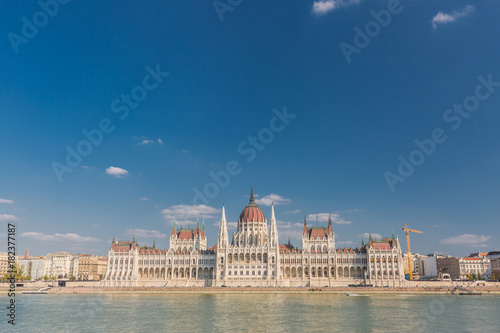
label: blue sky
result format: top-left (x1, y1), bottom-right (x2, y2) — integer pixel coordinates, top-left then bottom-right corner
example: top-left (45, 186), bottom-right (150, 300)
top-left (1, 0), bottom-right (499, 257)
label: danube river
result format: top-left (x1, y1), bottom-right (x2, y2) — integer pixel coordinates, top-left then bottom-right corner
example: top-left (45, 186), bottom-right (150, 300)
top-left (7, 293), bottom-right (500, 332)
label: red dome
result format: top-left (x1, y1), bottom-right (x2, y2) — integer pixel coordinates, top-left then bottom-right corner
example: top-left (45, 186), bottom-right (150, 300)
top-left (239, 187), bottom-right (266, 222)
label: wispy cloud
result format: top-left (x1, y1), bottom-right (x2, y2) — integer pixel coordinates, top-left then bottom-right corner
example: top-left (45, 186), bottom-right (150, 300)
top-left (91, 224), bottom-right (99, 228)
top-left (255, 194), bottom-right (291, 206)
top-left (440, 234), bottom-right (490, 247)
top-left (135, 136), bottom-right (163, 145)
top-left (359, 232), bottom-right (383, 239)
top-left (140, 197), bottom-right (149, 201)
top-left (0, 214), bottom-right (18, 222)
top-left (161, 204), bottom-right (219, 223)
top-left (312, 0), bottom-right (361, 16)
top-left (284, 209), bottom-right (301, 214)
top-left (21, 232), bottom-right (99, 243)
top-left (106, 166), bottom-right (129, 178)
top-left (337, 240), bottom-right (355, 246)
top-left (0, 199), bottom-right (14, 204)
top-left (306, 213), bottom-right (351, 225)
top-left (432, 5), bottom-right (474, 29)
top-left (124, 229), bottom-right (166, 239)
top-left (277, 220), bottom-right (304, 241)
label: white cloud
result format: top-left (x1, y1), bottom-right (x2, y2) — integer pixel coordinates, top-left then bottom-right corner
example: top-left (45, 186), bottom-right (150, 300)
top-left (124, 229), bottom-right (166, 239)
top-left (343, 208), bottom-right (361, 214)
top-left (359, 232), bottom-right (383, 239)
top-left (0, 199), bottom-right (14, 204)
top-left (0, 214), bottom-right (18, 222)
top-left (140, 197), bottom-right (149, 201)
top-left (440, 234), bottom-right (490, 247)
top-left (91, 224), bottom-right (99, 228)
top-left (161, 204), bottom-right (219, 223)
top-left (20, 232), bottom-right (99, 243)
top-left (255, 194), bottom-right (291, 206)
top-left (277, 220), bottom-right (304, 241)
top-left (284, 209), bottom-right (301, 214)
top-left (307, 213), bottom-right (351, 225)
top-left (106, 166), bottom-right (129, 178)
top-left (337, 240), bottom-right (355, 246)
top-left (432, 5), bottom-right (474, 28)
top-left (312, 0), bottom-right (361, 16)
top-left (135, 137), bottom-right (163, 145)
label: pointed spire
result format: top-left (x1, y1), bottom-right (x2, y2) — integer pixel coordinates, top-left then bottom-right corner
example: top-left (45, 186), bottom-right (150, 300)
top-left (153, 240), bottom-right (155, 248)
top-left (201, 218), bottom-right (205, 238)
top-left (369, 233), bottom-right (372, 241)
top-left (271, 202), bottom-right (275, 220)
top-left (361, 237), bottom-right (365, 246)
top-left (392, 230), bottom-right (395, 241)
top-left (196, 217), bottom-right (200, 235)
top-left (172, 218), bottom-right (177, 235)
top-left (222, 203), bottom-right (226, 220)
top-left (249, 185), bottom-right (256, 204)
top-left (328, 213), bottom-right (333, 233)
top-left (133, 234), bottom-right (136, 243)
top-left (249, 186), bottom-right (255, 203)
top-left (303, 214), bottom-right (307, 233)
top-left (180, 220), bottom-right (182, 230)
top-left (288, 237), bottom-right (291, 245)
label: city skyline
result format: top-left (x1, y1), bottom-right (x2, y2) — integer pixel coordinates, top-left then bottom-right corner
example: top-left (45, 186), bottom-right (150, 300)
top-left (1, 1), bottom-right (499, 258)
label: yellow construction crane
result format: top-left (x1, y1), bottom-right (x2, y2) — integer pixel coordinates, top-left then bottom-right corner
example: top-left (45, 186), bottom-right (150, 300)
top-left (402, 223), bottom-right (423, 281)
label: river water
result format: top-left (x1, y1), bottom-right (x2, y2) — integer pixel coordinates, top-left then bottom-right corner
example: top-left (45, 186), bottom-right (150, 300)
top-left (4, 293), bottom-right (500, 332)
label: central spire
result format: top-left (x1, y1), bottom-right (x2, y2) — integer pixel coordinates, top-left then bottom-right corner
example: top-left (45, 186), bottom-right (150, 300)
top-left (250, 186), bottom-right (255, 203)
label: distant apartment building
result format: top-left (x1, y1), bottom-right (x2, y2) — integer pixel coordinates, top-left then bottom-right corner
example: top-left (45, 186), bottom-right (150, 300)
top-left (0, 252), bottom-right (24, 277)
top-left (437, 256), bottom-right (491, 280)
top-left (420, 255), bottom-right (438, 277)
top-left (437, 257), bottom-right (460, 280)
top-left (17, 257), bottom-right (47, 280)
top-left (0, 252), bottom-right (11, 277)
top-left (78, 254), bottom-right (108, 280)
top-left (403, 253), bottom-right (421, 277)
top-left (459, 257), bottom-right (490, 279)
top-left (486, 251), bottom-right (500, 280)
top-left (45, 251), bottom-right (79, 279)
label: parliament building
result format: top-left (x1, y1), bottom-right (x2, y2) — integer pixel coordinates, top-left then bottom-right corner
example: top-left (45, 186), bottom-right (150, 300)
top-left (102, 188), bottom-right (405, 287)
